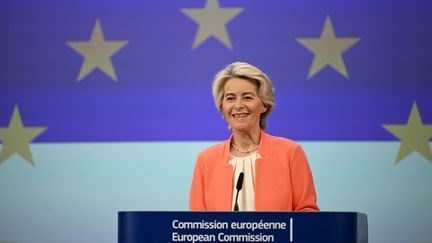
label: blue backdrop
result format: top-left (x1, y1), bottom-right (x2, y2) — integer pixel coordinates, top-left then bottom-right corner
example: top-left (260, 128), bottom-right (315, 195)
top-left (1, 1), bottom-right (431, 243)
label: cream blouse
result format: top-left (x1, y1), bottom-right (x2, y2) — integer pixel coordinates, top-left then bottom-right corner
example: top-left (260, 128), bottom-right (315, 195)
top-left (229, 152), bottom-right (261, 211)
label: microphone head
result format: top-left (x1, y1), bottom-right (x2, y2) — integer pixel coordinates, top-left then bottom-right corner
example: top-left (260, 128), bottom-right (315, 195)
top-left (236, 172), bottom-right (244, 190)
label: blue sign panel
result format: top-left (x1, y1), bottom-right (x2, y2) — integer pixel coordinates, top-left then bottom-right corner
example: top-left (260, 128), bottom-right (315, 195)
top-left (118, 211), bottom-right (368, 243)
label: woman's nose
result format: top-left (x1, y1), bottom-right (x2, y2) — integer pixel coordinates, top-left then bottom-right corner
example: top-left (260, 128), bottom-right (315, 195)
top-left (234, 100), bottom-right (244, 109)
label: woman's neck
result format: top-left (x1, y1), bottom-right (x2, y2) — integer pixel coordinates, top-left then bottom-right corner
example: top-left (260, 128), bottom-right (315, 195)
top-left (231, 127), bottom-right (261, 151)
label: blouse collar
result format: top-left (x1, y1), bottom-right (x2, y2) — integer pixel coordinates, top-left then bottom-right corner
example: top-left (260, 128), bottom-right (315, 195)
top-left (222, 130), bottom-right (270, 164)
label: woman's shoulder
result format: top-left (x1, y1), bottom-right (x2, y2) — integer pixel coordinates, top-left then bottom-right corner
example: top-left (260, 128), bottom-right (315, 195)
top-left (265, 132), bottom-right (300, 148)
top-left (198, 139), bottom-right (228, 158)
top-left (264, 132), bottom-right (306, 160)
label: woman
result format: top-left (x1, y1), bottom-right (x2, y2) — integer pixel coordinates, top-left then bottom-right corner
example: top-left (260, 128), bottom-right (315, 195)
top-left (190, 62), bottom-right (319, 211)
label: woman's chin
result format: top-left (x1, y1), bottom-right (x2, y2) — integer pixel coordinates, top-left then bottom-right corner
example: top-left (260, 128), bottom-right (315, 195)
top-left (230, 124), bottom-right (252, 132)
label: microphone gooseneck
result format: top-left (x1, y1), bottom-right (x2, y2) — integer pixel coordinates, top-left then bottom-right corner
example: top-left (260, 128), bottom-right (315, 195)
top-left (233, 172), bottom-right (244, 211)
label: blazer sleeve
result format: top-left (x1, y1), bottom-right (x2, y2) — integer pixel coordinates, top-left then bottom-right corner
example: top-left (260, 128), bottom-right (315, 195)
top-left (189, 153), bottom-right (206, 211)
top-left (290, 145), bottom-right (320, 212)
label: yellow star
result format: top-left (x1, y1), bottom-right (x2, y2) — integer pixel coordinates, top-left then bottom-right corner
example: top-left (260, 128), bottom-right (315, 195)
top-left (0, 105), bottom-right (47, 166)
top-left (67, 19), bottom-right (128, 81)
top-left (297, 15), bottom-right (360, 79)
top-left (383, 102), bottom-right (432, 164)
top-left (181, 0), bottom-right (244, 49)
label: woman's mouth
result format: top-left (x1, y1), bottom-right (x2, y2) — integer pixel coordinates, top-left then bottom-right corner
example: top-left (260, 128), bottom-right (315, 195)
top-left (232, 113), bottom-right (249, 119)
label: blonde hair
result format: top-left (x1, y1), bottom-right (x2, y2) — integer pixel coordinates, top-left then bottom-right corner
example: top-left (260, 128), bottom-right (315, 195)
top-left (212, 62), bottom-right (275, 129)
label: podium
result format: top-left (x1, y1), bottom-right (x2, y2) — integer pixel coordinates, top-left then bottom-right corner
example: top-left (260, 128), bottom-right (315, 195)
top-left (118, 211), bottom-right (368, 243)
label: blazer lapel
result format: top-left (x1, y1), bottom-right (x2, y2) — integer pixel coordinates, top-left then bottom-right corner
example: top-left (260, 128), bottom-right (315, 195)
top-left (254, 131), bottom-right (271, 211)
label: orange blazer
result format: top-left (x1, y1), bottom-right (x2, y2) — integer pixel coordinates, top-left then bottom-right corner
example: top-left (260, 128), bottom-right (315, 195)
top-left (189, 131), bottom-right (319, 211)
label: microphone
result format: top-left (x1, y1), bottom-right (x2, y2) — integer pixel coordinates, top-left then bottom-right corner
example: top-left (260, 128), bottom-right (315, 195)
top-left (233, 172), bottom-right (244, 211)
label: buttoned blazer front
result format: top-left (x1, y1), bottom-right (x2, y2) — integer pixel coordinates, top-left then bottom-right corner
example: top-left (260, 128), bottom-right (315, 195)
top-left (189, 131), bottom-right (319, 211)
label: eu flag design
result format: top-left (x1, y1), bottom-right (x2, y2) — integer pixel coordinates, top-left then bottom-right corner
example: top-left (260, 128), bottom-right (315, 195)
top-left (1, 0), bottom-right (431, 243)
top-left (67, 19), bottom-right (129, 81)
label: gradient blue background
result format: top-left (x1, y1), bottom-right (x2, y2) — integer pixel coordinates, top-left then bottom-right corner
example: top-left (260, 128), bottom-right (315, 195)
top-left (0, 0), bottom-right (431, 243)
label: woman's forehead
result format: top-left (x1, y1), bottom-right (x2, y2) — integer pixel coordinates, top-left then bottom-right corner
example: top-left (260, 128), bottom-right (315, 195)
top-left (223, 78), bottom-right (258, 93)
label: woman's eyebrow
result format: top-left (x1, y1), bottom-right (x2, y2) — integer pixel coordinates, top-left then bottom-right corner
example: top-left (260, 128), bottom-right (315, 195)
top-left (225, 92), bottom-right (236, 97)
top-left (225, 91), bottom-right (255, 97)
top-left (242, 92), bottom-right (255, 96)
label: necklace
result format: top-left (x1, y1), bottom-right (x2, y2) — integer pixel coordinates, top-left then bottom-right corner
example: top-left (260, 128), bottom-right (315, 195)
top-left (231, 143), bottom-right (258, 154)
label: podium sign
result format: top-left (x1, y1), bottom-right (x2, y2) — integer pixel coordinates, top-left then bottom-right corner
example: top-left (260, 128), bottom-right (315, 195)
top-left (118, 211), bottom-right (367, 243)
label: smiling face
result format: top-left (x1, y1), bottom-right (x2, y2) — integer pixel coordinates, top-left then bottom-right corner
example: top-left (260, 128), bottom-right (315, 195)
top-left (221, 77), bottom-right (266, 133)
